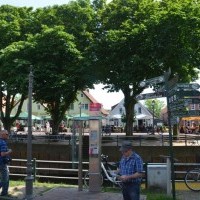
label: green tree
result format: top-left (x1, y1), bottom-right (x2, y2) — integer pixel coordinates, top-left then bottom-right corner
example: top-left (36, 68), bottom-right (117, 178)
top-left (1, 25), bottom-right (93, 134)
top-left (92, 0), bottom-right (200, 135)
top-left (0, 2), bottom-right (96, 133)
top-left (144, 99), bottom-right (165, 118)
top-left (0, 5), bottom-right (34, 132)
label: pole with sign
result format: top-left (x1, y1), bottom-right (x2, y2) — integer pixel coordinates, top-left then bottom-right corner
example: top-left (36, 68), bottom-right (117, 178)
top-left (88, 103), bottom-right (102, 192)
top-left (164, 68), bottom-right (176, 200)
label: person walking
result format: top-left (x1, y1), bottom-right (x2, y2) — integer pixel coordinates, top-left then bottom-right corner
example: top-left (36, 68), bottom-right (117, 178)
top-left (0, 130), bottom-right (12, 197)
top-left (118, 140), bottom-right (143, 200)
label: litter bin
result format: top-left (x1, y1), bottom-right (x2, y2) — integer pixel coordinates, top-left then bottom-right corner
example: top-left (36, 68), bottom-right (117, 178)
top-left (147, 164), bottom-right (170, 193)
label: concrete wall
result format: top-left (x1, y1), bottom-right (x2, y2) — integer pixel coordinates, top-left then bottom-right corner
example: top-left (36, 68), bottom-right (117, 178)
top-left (9, 142), bottom-right (200, 163)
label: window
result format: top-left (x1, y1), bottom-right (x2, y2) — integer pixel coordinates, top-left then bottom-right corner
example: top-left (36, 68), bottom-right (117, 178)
top-left (119, 107), bottom-right (123, 114)
top-left (138, 107), bottom-right (142, 114)
top-left (81, 93), bottom-right (84, 97)
top-left (191, 104), bottom-right (195, 110)
top-left (37, 104), bottom-right (40, 110)
top-left (84, 104), bottom-right (88, 110)
top-left (198, 104), bottom-right (200, 110)
top-left (70, 103), bottom-right (74, 110)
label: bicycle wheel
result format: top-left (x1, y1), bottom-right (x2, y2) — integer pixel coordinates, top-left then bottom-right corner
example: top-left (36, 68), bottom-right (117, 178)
top-left (84, 171), bottom-right (104, 188)
top-left (185, 169), bottom-right (200, 191)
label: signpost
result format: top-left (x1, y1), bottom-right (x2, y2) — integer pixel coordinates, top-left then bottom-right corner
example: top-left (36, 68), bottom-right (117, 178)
top-left (136, 92), bottom-right (165, 100)
top-left (139, 75), bottom-right (164, 87)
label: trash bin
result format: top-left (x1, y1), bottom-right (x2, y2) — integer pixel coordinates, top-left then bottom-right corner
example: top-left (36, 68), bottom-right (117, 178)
top-left (147, 164), bottom-right (168, 192)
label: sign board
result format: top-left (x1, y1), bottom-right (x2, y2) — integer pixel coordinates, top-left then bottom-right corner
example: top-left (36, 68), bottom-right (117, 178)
top-left (139, 75), bottom-right (164, 88)
top-left (169, 83), bottom-right (200, 94)
top-left (89, 103), bottom-right (102, 111)
top-left (172, 110), bottom-right (200, 117)
top-left (177, 83), bottom-right (200, 90)
top-left (136, 92), bottom-right (165, 100)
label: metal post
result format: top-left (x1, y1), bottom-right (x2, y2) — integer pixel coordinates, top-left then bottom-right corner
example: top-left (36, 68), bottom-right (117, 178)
top-left (164, 69), bottom-right (176, 200)
top-left (78, 121), bottom-right (83, 191)
top-left (25, 66), bottom-right (34, 200)
top-left (152, 100), bottom-right (155, 135)
top-left (71, 121), bottom-right (77, 169)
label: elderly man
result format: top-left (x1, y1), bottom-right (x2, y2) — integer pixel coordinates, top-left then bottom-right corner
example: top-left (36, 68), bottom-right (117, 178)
top-left (118, 140), bottom-right (143, 200)
top-left (0, 130), bottom-right (12, 197)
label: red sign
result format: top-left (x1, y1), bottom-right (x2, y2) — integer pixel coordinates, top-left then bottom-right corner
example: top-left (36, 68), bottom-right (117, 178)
top-left (89, 103), bottom-right (102, 111)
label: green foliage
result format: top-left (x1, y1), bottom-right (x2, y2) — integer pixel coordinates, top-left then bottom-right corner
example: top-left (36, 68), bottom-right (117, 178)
top-left (92, 0), bottom-right (200, 135)
top-left (144, 99), bottom-right (165, 118)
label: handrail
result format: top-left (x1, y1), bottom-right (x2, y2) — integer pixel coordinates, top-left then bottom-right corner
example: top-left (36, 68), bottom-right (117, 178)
top-left (9, 158), bottom-right (200, 183)
top-left (8, 133), bottom-right (200, 146)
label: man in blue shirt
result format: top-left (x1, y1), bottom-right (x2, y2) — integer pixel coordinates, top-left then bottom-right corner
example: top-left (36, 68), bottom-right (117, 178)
top-left (0, 130), bottom-right (12, 197)
top-left (118, 140), bottom-right (143, 200)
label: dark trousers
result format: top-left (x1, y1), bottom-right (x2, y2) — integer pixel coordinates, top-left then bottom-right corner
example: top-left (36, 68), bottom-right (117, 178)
top-left (122, 182), bottom-right (140, 200)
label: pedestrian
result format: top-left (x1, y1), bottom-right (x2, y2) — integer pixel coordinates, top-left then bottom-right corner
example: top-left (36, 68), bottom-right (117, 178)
top-left (0, 130), bottom-right (12, 197)
top-left (118, 140), bottom-right (143, 200)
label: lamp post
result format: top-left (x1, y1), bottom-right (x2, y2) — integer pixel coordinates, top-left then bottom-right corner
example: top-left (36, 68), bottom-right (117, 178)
top-left (25, 66), bottom-right (34, 200)
top-left (151, 100), bottom-right (155, 135)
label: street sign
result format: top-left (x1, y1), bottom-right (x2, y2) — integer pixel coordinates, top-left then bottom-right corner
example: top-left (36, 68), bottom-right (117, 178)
top-left (172, 110), bottom-right (200, 117)
top-left (169, 83), bottom-right (200, 93)
top-left (139, 75), bottom-right (164, 88)
top-left (136, 92), bottom-right (165, 100)
top-left (177, 83), bottom-right (200, 90)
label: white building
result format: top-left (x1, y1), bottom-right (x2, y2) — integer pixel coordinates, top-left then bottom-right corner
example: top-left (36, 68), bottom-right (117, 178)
top-left (108, 99), bottom-right (153, 129)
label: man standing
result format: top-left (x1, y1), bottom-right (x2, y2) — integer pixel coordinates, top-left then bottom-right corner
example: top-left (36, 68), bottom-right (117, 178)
top-left (0, 130), bottom-right (12, 197)
top-left (118, 140), bottom-right (143, 200)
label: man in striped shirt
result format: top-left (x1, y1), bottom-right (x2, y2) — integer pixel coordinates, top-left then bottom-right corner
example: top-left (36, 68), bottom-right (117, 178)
top-left (118, 140), bottom-right (143, 200)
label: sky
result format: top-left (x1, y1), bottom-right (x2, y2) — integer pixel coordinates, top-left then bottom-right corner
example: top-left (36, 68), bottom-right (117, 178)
top-left (0, 0), bottom-right (70, 8)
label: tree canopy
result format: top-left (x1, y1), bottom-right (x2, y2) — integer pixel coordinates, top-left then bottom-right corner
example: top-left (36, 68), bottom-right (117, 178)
top-left (92, 0), bottom-right (200, 135)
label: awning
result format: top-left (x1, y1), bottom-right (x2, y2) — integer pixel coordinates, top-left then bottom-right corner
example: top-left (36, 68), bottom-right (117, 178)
top-left (18, 112), bottom-right (42, 120)
top-left (136, 114), bottom-right (152, 120)
top-left (110, 114), bottom-right (121, 119)
top-left (181, 116), bottom-right (200, 121)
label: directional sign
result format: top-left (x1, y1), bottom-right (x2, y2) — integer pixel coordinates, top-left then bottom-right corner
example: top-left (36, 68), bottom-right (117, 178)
top-left (139, 75), bottom-right (164, 88)
top-left (177, 83), bottom-right (200, 90)
top-left (172, 110), bottom-right (200, 117)
top-left (136, 92), bottom-right (165, 100)
top-left (169, 105), bottom-right (186, 111)
top-left (169, 83), bottom-right (200, 94)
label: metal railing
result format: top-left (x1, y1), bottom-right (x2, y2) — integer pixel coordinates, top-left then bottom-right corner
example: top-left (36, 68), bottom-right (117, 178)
top-left (9, 158), bottom-right (200, 184)
top-left (8, 133), bottom-right (200, 146)
top-left (102, 134), bottom-right (200, 146)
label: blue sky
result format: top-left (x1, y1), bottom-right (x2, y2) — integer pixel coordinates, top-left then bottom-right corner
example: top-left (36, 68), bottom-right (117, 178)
top-left (0, 0), bottom-right (70, 8)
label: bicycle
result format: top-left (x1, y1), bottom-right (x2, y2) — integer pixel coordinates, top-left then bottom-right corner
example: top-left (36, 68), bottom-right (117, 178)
top-left (184, 168), bottom-right (200, 191)
top-left (84, 154), bottom-right (122, 188)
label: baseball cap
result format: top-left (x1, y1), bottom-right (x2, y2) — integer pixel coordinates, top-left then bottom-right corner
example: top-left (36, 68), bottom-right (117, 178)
top-left (119, 141), bottom-right (132, 152)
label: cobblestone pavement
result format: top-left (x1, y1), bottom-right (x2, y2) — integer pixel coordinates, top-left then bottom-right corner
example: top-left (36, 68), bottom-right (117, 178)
top-left (34, 187), bottom-right (147, 200)
top-left (33, 187), bottom-right (200, 200)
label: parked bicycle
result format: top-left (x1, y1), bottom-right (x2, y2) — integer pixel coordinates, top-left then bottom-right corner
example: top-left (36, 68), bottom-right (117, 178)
top-left (184, 168), bottom-right (200, 191)
top-left (84, 154), bottom-right (122, 188)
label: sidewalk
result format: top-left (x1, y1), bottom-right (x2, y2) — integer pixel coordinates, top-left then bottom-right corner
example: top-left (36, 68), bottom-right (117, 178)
top-left (34, 187), bottom-right (147, 200)
top-left (33, 187), bottom-right (200, 200)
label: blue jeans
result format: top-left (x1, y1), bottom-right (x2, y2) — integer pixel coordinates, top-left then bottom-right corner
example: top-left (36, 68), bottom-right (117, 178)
top-left (122, 182), bottom-right (140, 200)
top-left (0, 164), bottom-right (9, 196)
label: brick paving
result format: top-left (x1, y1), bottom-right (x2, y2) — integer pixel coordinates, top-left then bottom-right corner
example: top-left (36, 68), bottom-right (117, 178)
top-left (34, 187), bottom-right (147, 200)
top-left (33, 187), bottom-right (200, 200)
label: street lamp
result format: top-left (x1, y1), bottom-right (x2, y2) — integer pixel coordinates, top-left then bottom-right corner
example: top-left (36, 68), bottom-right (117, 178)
top-left (151, 100), bottom-right (155, 135)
